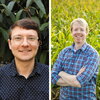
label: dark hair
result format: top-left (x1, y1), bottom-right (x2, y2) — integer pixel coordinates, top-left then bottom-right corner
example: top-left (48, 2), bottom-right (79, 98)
top-left (9, 18), bottom-right (41, 40)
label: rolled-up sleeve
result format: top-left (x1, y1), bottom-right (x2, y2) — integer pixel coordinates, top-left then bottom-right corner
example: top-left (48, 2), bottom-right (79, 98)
top-left (76, 52), bottom-right (99, 86)
top-left (51, 51), bottom-right (64, 84)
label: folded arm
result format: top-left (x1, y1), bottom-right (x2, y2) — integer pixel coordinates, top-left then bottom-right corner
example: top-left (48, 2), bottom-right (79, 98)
top-left (58, 71), bottom-right (81, 87)
top-left (57, 67), bottom-right (85, 87)
top-left (56, 78), bottom-right (69, 86)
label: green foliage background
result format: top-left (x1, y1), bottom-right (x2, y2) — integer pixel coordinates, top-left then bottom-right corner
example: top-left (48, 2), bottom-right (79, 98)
top-left (51, 0), bottom-right (100, 99)
top-left (0, 0), bottom-right (49, 65)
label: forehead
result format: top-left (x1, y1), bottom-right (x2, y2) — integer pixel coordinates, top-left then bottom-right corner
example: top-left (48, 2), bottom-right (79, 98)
top-left (72, 22), bottom-right (86, 28)
top-left (11, 26), bottom-right (38, 37)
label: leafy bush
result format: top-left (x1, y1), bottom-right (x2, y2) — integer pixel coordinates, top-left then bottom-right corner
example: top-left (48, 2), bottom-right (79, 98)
top-left (51, 0), bottom-right (100, 99)
top-left (0, 0), bottom-right (49, 65)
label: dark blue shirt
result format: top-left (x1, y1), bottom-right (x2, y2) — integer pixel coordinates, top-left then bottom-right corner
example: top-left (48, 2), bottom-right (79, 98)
top-left (0, 60), bottom-right (49, 100)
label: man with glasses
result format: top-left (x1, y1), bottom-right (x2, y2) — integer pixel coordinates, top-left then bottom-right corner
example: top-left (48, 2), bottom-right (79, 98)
top-left (0, 18), bottom-right (49, 100)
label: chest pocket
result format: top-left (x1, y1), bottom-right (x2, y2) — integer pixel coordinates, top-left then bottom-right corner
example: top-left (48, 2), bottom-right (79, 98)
top-left (62, 52), bottom-right (87, 75)
top-left (61, 53), bottom-right (73, 73)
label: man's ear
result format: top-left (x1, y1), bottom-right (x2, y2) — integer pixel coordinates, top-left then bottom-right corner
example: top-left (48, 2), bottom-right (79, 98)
top-left (38, 40), bottom-right (42, 47)
top-left (8, 39), bottom-right (12, 50)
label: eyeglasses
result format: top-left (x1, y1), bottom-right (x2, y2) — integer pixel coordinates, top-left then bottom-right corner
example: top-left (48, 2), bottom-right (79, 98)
top-left (11, 36), bottom-right (39, 45)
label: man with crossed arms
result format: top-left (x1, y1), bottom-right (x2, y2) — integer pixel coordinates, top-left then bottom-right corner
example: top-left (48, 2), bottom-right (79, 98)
top-left (52, 18), bottom-right (99, 100)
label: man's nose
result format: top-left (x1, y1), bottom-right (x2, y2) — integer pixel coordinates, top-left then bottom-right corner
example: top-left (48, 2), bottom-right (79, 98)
top-left (21, 38), bottom-right (29, 46)
top-left (77, 29), bottom-right (81, 33)
top-left (77, 35), bottom-right (81, 38)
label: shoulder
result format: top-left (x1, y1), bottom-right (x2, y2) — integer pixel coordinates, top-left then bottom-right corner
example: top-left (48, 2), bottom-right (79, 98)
top-left (86, 44), bottom-right (99, 56)
top-left (37, 63), bottom-right (49, 73)
top-left (0, 63), bottom-right (11, 79)
top-left (0, 63), bottom-right (9, 72)
top-left (37, 63), bottom-right (48, 68)
top-left (0, 63), bottom-right (11, 70)
top-left (59, 46), bottom-right (72, 56)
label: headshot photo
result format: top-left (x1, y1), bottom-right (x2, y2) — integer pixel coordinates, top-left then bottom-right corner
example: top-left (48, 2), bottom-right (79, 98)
top-left (0, 0), bottom-right (49, 100)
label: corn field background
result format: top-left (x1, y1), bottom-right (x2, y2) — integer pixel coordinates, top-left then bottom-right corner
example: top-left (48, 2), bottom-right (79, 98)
top-left (51, 0), bottom-right (100, 99)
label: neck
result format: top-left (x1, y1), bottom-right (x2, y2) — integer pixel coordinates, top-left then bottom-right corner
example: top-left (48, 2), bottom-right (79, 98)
top-left (15, 58), bottom-right (35, 79)
top-left (74, 42), bottom-right (85, 50)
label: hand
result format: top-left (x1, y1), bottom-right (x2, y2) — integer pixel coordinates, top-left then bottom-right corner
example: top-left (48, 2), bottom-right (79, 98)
top-left (58, 71), bottom-right (64, 76)
top-left (77, 67), bottom-right (86, 76)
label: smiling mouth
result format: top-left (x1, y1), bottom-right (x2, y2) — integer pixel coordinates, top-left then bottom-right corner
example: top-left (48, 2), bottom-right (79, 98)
top-left (19, 50), bottom-right (32, 52)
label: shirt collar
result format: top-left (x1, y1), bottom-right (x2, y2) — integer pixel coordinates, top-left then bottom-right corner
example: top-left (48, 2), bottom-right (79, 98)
top-left (70, 42), bottom-right (88, 52)
top-left (81, 42), bottom-right (88, 51)
top-left (8, 60), bottom-right (18, 76)
top-left (29, 62), bottom-right (42, 77)
top-left (8, 60), bottom-right (43, 77)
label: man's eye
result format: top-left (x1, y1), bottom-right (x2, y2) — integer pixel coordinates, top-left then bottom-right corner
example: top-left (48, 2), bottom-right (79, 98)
top-left (81, 29), bottom-right (84, 31)
top-left (28, 37), bottom-right (35, 40)
top-left (74, 29), bottom-right (78, 31)
top-left (14, 37), bottom-right (22, 40)
top-left (80, 35), bottom-right (83, 37)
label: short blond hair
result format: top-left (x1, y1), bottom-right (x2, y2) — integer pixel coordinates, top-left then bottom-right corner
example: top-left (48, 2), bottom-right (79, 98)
top-left (70, 18), bottom-right (89, 34)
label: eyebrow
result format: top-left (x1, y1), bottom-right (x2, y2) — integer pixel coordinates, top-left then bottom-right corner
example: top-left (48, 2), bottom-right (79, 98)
top-left (27, 35), bottom-right (36, 37)
top-left (13, 35), bottom-right (36, 37)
